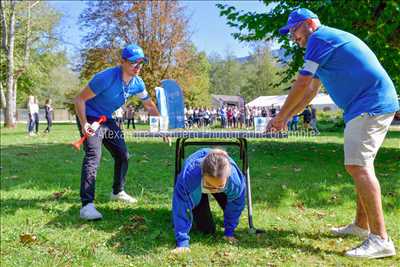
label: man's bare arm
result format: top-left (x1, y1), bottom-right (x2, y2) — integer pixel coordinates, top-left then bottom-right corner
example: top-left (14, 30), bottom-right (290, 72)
top-left (142, 98), bottom-right (160, 116)
top-left (287, 78), bottom-right (321, 117)
top-left (275, 74), bottom-right (314, 122)
top-left (74, 86), bottom-right (96, 129)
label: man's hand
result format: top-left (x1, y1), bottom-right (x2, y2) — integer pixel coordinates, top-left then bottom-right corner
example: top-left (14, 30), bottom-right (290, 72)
top-left (171, 247), bottom-right (190, 254)
top-left (223, 236), bottom-right (238, 244)
top-left (83, 121), bottom-right (100, 136)
top-left (266, 116), bottom-right (287, 132)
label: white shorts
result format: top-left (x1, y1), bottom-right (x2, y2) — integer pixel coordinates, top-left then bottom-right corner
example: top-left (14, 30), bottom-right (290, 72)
top-left (344, 113), bottom-right (395, 166)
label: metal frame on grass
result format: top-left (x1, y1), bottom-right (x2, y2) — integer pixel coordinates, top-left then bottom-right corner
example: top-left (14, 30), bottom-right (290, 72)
top-left (132, 131), bottom-right (287, 234)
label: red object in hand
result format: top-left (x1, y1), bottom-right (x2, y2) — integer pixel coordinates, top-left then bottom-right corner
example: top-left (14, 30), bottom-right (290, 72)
top-left (72, 115), bottom-right (107, 150)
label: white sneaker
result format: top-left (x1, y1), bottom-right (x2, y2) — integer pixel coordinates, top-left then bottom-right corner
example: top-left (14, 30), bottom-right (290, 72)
top-left (80, 203), bottom-right (103, 220)
top-left (110, 191), bottom-right (137, 204)
top-left (345, 234), bottom-right (396, 259)
top-left (331, 223), bottom-right (369, 239)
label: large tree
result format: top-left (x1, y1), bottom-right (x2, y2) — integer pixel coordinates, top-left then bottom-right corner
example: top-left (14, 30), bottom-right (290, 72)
top-left (208, 50), bottom-right (246, 96)
top-left (1, 1), bottom-right (62, 127)
top-left (217, 0), bottom-right (400, 93)
top-left (240, 44), bottom-right (287, 102)
top-left (78, 0), bottom-right (204, 102)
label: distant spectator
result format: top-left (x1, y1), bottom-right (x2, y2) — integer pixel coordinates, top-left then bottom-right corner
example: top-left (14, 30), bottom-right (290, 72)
top-left (44, 98), bottom-right (53, 133)
top-left (261, 107), bottom-right (268, 117)
top-left (290, 114), bottom-right (299, 131)
top-left (309, 105), bottom-right (319, 134)
top-left (239, 108), bottom-right (245, 128)
top-left (27, 95), bottom-right (36, 136)
top-left (28, 96), bottom-right (39, 136)
top-left (270, 104), bottom-right (277, 117)
top-left (219, 106), bottom-right (227, 128)
top-left (125, 105), bottom-right (135, 129)
top-left (301, 106), bottom-right (312, 130)
top-left (227, 107), bottom-right (233, 128)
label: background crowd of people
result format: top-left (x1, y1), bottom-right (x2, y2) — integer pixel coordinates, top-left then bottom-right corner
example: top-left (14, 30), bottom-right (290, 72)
top-left (26, 95), bottom-right (319, 135)
top-left (184, 104), bottom-right (318, 132)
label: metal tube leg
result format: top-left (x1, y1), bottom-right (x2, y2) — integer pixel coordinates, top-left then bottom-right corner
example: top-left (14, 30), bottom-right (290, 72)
top-left (174, 138), bottom-right (182, 185)
top-left (240, 138), bottom-right (255, 233)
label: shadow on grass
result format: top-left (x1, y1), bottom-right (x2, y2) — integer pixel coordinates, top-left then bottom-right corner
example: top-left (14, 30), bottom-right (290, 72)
top-left (44, 205), bottom-right (176, 256)
top-left (1, 135), bottom-right (399, 258)
top-left (43, 204), bottom-right (344, 257)
top-left (2, 137), bottom-right (399, 212)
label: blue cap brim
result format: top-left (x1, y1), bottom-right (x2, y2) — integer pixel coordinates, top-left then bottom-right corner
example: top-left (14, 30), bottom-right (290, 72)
top-left (279, 22), bottom-right (297, 35)
top-left (126, 56), bottom-right (148, 64)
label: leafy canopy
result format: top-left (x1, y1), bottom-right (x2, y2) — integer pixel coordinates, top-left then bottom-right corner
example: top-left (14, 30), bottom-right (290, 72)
top-left (217, 0), bottom-right (400, 93)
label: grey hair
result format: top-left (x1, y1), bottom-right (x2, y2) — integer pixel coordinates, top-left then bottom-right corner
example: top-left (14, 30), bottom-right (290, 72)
top-left (201, 149), bottom-right (231, 179)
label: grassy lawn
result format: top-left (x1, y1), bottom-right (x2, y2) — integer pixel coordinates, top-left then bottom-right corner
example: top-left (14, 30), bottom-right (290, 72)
top-left (1, 123), bottom-right (399, 266)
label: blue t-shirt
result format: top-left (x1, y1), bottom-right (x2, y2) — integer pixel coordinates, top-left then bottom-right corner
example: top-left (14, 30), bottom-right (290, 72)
top-left (86, 66), bottom-right (150, 118)
top-left (300, 26), bottom-right (399, 123)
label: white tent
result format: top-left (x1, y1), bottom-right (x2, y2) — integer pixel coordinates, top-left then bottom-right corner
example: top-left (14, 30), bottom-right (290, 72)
top-left (246, 93), bottom-right (338, 111)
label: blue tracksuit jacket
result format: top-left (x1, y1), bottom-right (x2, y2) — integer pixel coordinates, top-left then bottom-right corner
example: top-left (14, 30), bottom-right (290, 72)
top-left (172, 148), bottom-right (246, 248)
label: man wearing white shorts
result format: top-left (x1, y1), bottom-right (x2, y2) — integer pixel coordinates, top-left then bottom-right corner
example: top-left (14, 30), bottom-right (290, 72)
top-left (267, 8), bottom-right (399, 259)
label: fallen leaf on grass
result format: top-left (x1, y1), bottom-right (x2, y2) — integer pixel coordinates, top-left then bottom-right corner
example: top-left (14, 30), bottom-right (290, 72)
top-left (336, 173), bottom-right (343, 178)
top-left (314, 211), bottom-right (326, 219)
top-left (53, 191), bottom-right (65, 200)
top-left (130, 215), bottom-right (145, 223)
top-left (20, 233), bottom-right (37, 244)
top-left (112, 242), bottom-right (121, 249)
top-left (387, 192), bottom-right (396, 197)
top-left (123, 215), bottom-right (147, 233)
top-left (293, 167), bottom-right (302, 172)
top-left (293, 201), bottom-right (305, 212)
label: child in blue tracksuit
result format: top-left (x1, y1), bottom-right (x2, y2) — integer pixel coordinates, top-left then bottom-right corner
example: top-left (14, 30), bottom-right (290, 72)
top-left (172, 148), bottom-right (246, 251)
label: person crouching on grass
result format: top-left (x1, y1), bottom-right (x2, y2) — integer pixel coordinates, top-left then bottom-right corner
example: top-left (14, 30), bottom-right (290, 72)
top-left (74, 44), bottom-right (162, 220)
top-left (172, 148), bottom-right (246, 254)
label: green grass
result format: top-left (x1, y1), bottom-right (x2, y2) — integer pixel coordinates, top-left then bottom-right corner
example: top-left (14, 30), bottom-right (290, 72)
top-left (1, 123), bottom-right (399, 266)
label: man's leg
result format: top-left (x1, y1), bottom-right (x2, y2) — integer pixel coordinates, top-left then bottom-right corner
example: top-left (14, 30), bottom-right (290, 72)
top-left (355, 191), bottom-right (369, 230)
top-left (193, 194), bottom-right (216, 235)
top-left (342, 113), bottom-right (396, 258)
top-left (77, 117), bottom-right (104, 206)
top-left (346, 165), bottom-right (386, 238)
top-left (34, 113), bottom-right (39, 133)
top-left (102, 120), bottom-right (129, 195)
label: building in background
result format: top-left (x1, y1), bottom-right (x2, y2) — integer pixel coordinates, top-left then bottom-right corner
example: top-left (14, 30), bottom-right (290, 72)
top-left (211, 95), bottom-right (245, 108)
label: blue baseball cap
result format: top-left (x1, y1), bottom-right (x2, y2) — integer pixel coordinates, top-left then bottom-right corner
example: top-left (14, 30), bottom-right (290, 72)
top-left (279, 8), bottom-right (318, 35)
top-left (121, 44), bottom-right (148, 63)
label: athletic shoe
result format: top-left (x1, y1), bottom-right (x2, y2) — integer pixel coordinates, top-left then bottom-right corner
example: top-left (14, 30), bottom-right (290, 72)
top-left (345, 233), bottom-right (396, 259)
top-left (331, 223), bottom-right (369, 239)
top-left (80, 203), bottom-right (103, 220)
top-left (110, 191), bottom-right (137, 204)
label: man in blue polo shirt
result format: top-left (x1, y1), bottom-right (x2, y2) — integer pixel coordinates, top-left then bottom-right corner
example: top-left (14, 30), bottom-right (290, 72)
top-left (172, 148), bottom-right (246, 254)
top-left (267, 8), bottom-right (398, 259)
top-left (74, 44), bottom-right (161, 220)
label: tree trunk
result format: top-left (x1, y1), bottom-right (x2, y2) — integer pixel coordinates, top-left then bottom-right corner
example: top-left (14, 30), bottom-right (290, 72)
top-left (4, 0), bottom-right (16, 128)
